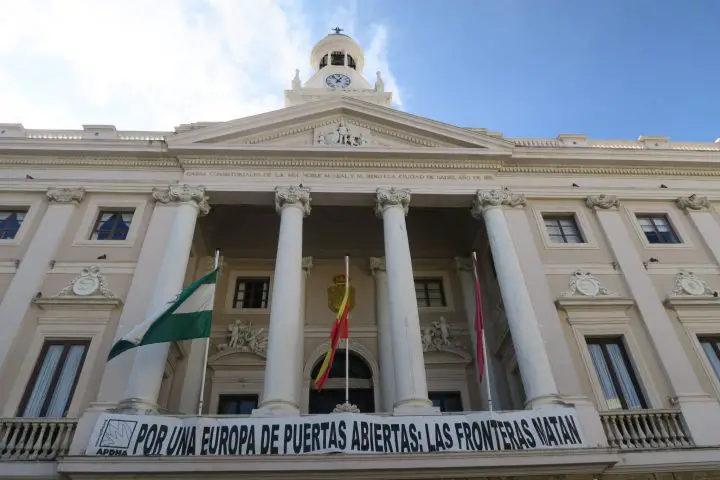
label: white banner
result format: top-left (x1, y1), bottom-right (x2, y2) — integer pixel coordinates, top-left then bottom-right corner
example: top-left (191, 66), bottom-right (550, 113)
top-left (86, 406), bottom-right (585, 457)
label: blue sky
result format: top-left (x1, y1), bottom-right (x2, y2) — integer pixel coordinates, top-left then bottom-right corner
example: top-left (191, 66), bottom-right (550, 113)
top-left (1, 0), bottom-right (718, 141)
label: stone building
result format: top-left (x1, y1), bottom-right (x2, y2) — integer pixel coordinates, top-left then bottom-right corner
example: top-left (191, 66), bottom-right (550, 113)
top-left (1, 29), bottom-right (720, 480)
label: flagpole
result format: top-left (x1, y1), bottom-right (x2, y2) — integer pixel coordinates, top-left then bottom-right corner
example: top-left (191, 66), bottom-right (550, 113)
top-left (344, 254), bottom-right (350, 405)
top-left (472, 251), bottom-right (494, 413)
top-left (197, 248), bottom-right (221, 416)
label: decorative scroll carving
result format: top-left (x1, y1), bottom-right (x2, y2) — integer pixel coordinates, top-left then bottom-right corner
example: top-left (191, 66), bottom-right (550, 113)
top-left (274, 185), bottom-right (311, 216)
top-left (332, 401), bottom-right (360, 413)
top-left (676, 195), bottom-right (711, 212)
top-left (374, 187), bottom-right (411, 217)
top-left (471, 188), bottom-right (526, 217)
top-left (560, 269), bottom-right (618, 297)
top-left (47, 187), bottom-right (85, 205)
top-left (217, 320), bottom-right (268, 357)
top-left (315, 121), bottom-right (370, 147)
top-left (421, 317), bottom-right (466, 355)
top-left (369, 256), bottom-right (386, 274)
top-left (302, 256), bottom-right (313, 274)
top-left (54, 265), bottom-right (117, 298)
top-left (670, 271), bottom-right (715, 297)
top-left (585, 194), bottom-right (619, 210)
top-left (152, 184), bottom-right (210, 216)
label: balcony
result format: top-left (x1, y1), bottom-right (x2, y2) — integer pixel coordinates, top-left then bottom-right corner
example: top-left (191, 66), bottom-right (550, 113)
top-left (599, 409), bottom-right (693, 450)
top-left (0, 418), bottom-right (77, 461)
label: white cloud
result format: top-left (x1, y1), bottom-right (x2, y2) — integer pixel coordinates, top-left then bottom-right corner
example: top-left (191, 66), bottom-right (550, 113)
top-left (0, 0), bottom-right (402, 131)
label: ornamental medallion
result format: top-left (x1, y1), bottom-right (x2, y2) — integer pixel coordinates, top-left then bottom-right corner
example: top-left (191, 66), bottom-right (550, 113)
top-left (327, 274), bottom-right (355, 313)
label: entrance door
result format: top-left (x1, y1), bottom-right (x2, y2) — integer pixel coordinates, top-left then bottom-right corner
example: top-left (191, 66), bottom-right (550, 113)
top-left (309, 350), bottom-right (374, 414)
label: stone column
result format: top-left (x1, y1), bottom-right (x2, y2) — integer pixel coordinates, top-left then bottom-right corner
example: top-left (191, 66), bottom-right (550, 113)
top-left (677, 195), bottom-right (720, 265)
top-left (120, 185), bottom-right (210, 412)
top-left (255, 186), bottom-right (311, 417)
top-left (374, 188), bottom-right (437, 415)
top-left (472, 189), bottom-right (559, 408)
top-left (0, 188), bottom-right (85, 370)
top-left (370, 257), bottom-right (395, 412)
top-left (587, 194), bottom-right (720, 446)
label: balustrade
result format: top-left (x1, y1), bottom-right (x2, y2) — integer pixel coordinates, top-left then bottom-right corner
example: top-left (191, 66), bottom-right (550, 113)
top-left (0, 418), bottom-right (76, 461)
top-left (599, 409), bottom-right (692, 450)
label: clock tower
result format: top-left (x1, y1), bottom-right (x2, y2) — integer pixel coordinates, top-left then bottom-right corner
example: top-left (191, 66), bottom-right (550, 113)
top-left (284, 27), bottom-right (393, 108)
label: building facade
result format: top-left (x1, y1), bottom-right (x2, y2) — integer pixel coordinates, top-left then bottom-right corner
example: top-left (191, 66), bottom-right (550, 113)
top-left (2, 30), bottom-right (720, 480)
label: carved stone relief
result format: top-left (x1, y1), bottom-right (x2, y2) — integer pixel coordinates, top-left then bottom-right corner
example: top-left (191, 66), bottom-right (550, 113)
top-left (275, 185), bottom-right (311, 216)
top-left (47, 187), bottom-right (85, 205)
top-left (217, 320), bottom-right (268, 357)
top-left (585, 194), bottom-right (619, 210)
top-left (670, 271), bottom-right (716, 297)
top-left (472, 187), bottom-right (526, 217)
top-left (421, 317), bottom-right (467, 355)
top-left (560, 269), bottom-right (618, 297)
top-left (374, 187), bottom-right (411, 217)
top-left (54, 265), bottom-right (118, 298)
top-left (314, 121), bottom-right (373, 147)
top-left (676, 195), bottom-right (711, 212)
top-left (152, 184), bottom-right (210, 216)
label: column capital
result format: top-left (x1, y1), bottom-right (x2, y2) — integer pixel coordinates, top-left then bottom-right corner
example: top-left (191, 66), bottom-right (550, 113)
top-left (152, 184), bottom-right (210, 216)
top-left (585, 194), bottom-right (619, 211)
top-left (454, 256), bottom-right (473, 273)
top-left (471, 188), bottom-right (525, 217)
top-left (275, 185), bottom-right (311, 216)
top-left (676, 195), bottom-right (710, 212)
top-left (302, 256), bottom-right (314, 275)
top-left (47, 187), bottom-right (85, 205)
top-left (369, 256), bottom-right (386, 275)
top-left (374, 187), bottom-right (410, 217)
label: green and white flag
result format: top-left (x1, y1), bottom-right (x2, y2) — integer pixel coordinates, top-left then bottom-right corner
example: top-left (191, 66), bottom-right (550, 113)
top-left (108, 268), bottom-right (218, 361)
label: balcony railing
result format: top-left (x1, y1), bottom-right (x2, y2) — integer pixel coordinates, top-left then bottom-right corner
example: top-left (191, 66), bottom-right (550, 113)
top-left (0, 418), bottom-right (77, 461)
top-left (599, 409), bottom-right (693, 450)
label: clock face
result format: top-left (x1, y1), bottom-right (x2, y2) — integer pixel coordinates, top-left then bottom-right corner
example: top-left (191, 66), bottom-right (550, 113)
top-left (325, 74), bottom-right (351, 89)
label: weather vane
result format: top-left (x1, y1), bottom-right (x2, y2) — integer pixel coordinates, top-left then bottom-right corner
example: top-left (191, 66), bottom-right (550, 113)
top-left (332, 26), bottom-right (344, 35)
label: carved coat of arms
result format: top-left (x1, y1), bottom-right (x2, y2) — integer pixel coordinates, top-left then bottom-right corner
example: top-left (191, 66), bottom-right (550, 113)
top-left (327, 275), bottom-right (355, 313)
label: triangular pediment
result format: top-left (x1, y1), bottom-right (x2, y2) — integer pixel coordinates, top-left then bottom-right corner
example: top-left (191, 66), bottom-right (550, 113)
top-left (166, 97), bottom-right (512, 152)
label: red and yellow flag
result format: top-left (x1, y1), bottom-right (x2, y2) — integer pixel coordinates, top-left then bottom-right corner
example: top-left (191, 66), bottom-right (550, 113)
top-left (314, 276), bottom-right (350, 391)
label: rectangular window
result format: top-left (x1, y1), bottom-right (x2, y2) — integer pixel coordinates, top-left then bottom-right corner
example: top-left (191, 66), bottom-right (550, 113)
top-left (18, 340), bottom-right (89, 418)
top-left (234, 277), bottom-right (270, 309)
top-left (636, 214), bottom-right (680, 244)
top-left (90, 209), bottom-right (134, 240)
top-left (699, 336), bottom-right (720, 382)
top-left (415, 278), bottom-right (446, 308)
top-left (586, 337), bottom-right (646, 410)
top-left (0, 209), bottom-right (27, 239)
top-left (429, 392), bottom-right (463, 412)
top-left (543, 214), bottom-right (585, 244)
top-left (217, 394), bottom-right (259, 415)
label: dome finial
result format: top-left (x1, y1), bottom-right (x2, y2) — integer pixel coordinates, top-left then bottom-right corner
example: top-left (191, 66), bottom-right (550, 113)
top-left (331, 26), bottom-right (344, 35)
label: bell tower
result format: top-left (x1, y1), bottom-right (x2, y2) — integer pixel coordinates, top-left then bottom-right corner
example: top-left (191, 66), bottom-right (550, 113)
top-left (284, 27), bottom-right (393, 108)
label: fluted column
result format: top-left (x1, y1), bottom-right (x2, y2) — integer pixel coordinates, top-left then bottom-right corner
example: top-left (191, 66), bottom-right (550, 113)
top-left (0, 188), bottom-right (85, 371)
top-left (472, 189), bottom-right (559, 408)
top-left (255, 186), bottom-right (311, 417)
top-left (374, 188), bottom-right (437, 415)
top-left (587, 194), bottom-right (720, 446)
top-left (120, 185), bottom-right (210, 413)
top-left (370, 257), bottom-right (395, 412)
top-left (676, 195), bottom-right (720, 265)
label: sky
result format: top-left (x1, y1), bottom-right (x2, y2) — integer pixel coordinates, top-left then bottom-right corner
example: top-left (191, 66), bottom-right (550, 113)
top-left (1, 0), bottom-right (718, 141)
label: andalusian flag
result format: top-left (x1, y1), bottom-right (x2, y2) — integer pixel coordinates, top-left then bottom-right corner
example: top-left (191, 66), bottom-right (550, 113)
top-left (314, 269), bottom-right (351, 391)
top-left (107, 267), bottom-right (218, 361)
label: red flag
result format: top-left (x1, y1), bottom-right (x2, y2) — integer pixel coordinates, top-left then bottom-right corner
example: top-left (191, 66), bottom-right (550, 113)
top-left (471, 253), bottom-right (485, 383)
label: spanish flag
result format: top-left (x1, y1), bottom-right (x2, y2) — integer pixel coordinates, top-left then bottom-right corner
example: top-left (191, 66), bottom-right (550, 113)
top-left (314, 271), bottom-right (351, 391)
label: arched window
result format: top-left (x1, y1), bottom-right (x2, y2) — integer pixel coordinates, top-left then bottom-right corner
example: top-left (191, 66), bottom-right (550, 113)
top-left (318, 53), bottom-right (356, 70)
top-left (310, 350), bottom-right (371, 380)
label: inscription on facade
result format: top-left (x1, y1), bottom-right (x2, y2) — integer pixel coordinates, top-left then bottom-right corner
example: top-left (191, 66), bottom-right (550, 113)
top-left (186, 170), bottom-right (494, 182)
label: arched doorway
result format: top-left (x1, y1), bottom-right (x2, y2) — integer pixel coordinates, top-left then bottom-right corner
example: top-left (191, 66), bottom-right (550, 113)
top-left (309, 350), bottom-right (375, 414)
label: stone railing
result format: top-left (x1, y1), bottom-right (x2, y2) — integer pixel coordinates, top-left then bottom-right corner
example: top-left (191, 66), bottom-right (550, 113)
top-left (0, 418), bottom-right (77, 461)
top-left (599, 409), bottom-right (693, 450)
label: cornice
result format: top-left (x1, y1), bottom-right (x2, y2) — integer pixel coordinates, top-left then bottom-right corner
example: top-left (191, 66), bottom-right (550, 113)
top-left (0, 155), bottom-right (179, 168)
top-left (500, 164), bottom-right (720, 177)
top-left (0, 139), bottom-right (167, 155)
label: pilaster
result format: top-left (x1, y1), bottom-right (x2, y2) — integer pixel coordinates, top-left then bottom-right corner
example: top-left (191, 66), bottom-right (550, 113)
top-left (676, 195), bottom-right (720, 267)
top-left (370, 256), bottom-right (394, 412)
top-left (0, 187), bottom-right (86, 372)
